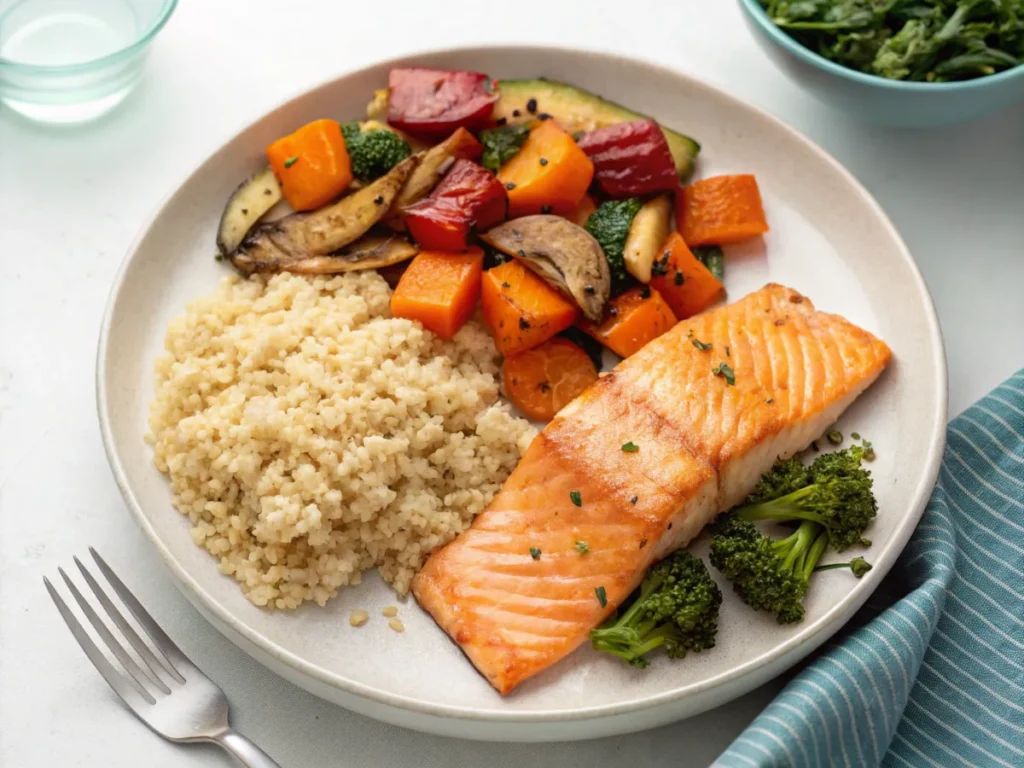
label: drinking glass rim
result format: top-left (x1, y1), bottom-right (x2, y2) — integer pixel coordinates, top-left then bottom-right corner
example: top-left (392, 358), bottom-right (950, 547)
top-left (0, 0), bottom-right (177, 72)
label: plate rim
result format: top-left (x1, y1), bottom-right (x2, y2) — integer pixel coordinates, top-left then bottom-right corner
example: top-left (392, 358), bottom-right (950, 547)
top-left (96, 43), bottom-right (948, 726)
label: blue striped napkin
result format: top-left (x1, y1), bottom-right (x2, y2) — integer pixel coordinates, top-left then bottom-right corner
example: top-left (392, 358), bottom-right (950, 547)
top-left (715, 369), bottom-right (1024, 768)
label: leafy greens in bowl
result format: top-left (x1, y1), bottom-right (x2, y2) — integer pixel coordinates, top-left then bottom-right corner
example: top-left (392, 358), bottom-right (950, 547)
top-left (739, 0), bottom-right (1024, 126)
top-left (760, 0), bottom-right (1023, 82)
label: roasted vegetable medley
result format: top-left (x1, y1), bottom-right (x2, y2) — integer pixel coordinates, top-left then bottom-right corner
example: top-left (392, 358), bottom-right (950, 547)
top-left (215, 67), bottom-right (771, 421)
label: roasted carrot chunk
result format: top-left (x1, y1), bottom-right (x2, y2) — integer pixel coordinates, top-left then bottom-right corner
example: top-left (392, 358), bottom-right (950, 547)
top-left (481, 260), bottom-right (579, 356)
top-left (649, 232), bottom-right (724, 319)
top-left (391, 248), bottom-right (483, 340)
top-left (497, 121), bottom-right (594, 218)
top-left (502, 338), bottom-right (598, 421)
top-left (677, 174), bottom-right (768, 246)
top-left (266, 119), bottom-right (352, 211)
top-left (578, 286), bottom-right (677, 358)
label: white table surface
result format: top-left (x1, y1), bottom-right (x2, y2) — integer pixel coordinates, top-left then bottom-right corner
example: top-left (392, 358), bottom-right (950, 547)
top-left (2, 1), bottom-right (1022, 766)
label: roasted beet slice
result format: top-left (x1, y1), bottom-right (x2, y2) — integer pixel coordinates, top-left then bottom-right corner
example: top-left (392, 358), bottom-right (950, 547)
top-left (403, 159), bottom-right (508, 251)
top-left (388, 68), bottom-right (499, 139)
top-left (576, 119), bottom-right (678, 197)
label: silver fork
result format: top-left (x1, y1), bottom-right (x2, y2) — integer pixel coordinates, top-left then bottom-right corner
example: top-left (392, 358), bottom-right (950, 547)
top-left (44, 548), bottom-right (280, 767)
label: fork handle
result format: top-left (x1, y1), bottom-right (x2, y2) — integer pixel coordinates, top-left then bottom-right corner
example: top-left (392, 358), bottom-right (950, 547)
top-left (212, 729), bottom-right (281, 768)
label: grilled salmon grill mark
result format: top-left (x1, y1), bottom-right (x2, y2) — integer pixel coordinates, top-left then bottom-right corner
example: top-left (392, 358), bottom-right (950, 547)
top-left (413, 284), bottom-right (892, 694)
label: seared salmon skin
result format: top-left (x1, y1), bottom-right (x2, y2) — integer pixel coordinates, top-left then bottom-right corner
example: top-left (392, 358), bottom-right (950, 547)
top-left (412, 284), bottom-right (891, 694)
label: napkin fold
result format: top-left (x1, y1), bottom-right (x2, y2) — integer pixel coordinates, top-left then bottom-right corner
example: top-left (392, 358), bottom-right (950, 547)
top-left (716, 369), bottom-right (1024, 768)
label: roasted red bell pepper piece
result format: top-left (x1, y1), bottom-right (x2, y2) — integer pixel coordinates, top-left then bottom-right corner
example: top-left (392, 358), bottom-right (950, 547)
top-left (576, 119), bottom-right (678, 197)
top-left (387, 68), bottom-right (499, 139)
top-left (403, 159), bottom-right (508, 251)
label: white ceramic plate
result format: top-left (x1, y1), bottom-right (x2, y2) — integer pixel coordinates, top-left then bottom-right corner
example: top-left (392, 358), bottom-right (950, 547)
top-left (97, 46), bottom-right (946, 742)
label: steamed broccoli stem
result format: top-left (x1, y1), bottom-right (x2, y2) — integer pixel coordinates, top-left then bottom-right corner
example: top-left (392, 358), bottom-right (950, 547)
top-left (733, 446), bottom-right (877, 551)
top-left (800, 528), bottom-right (830, 582)
top-left (709, 515), bottom-right (828, 625)
top-left (816, 557), bottom-right (873, 578)
top-left (770, 521), bottom-right (826, 581)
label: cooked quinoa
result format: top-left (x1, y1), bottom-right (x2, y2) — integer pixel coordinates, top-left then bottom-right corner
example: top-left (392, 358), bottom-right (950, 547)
top-left (147, 271), bottom-right (536, 609)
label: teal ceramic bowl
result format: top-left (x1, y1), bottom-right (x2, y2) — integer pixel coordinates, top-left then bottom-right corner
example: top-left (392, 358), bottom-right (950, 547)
top-left (738, 0), bottom-right (1024, 127)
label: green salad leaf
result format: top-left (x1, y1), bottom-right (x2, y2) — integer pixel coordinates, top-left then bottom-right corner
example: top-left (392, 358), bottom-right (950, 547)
top-left (759, 0), bottom-right (1024, 81)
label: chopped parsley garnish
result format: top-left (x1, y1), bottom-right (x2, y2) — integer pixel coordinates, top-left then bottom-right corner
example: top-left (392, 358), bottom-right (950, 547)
top-left (712, 362), bottom-right (736, 386)
top-left (693, 245), bottom-right (724, 282)
top-left (651, 252), bottom-right (670, 277)
top-left (595, 585), bottom-right (607, 608)
top-left (529, 547), bottom-right (542, 560)
top-left (674, 271), bottom-right (684, 286)
top-left (851, 432), bottom-right (861, 440)
top-left (569, 490), bottom-right (582, 507)
top-left (480, 123), bottom-right (530, 172)
top-left (861, 439), bottom-right (876, 461)
top-left (284, 155), bottom-right (299, 168)
top-left (691, 337), bottom-right (712, 351)
top-left (575, 540), bottom-right (590, 555)
top-left (621, 441), bottom-right (639, 453)
top-left (827, 429), bottom-right (843, 446)
top-left (630, 495), bottom-right (639, 505)
top-left (539, 157), bottom-right (548, 166)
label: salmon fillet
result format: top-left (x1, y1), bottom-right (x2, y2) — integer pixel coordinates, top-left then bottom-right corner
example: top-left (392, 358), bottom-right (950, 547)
top-left (412, 284), bottom-right (892, 694)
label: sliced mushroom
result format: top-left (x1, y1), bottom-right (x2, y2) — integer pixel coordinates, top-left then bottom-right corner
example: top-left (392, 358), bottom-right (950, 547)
top-left (216, 166), bottom-right (283, 255)
top-left (481, 215), bottom-right (610, 322)
top-left (259, 233), bottom-right (418, 275)
top-left (230, 155), bottom-right (419, 275)
top-left (623, 194), bottom-right (672, 283)
top-left (385, 127), bottom-right (480, 229)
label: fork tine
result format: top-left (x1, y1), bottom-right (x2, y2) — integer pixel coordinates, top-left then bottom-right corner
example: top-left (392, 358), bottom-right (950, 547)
top-left (89, 548), bottom-right (194, 675)
top-left (59, 567), bottom-right (161, 700)
top-left (74, 556), bottom-right (180, 688)
top-left (44, 576), bottom-right (156, 706)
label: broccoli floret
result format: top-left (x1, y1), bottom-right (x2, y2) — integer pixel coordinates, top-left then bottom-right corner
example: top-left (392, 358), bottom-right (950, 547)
top-left (585, 198), bottom-right (644, 290)
top-left (341, 121), bottom-right (411, 181)
top-left (480, 123), bottom-right (531, 172)
top-left (733, 445), bottom-right (877, 551)
top-left (589, 550), bottom-right (721, 668)
top-left (709, 515), bottom-right (829, 624)
top-left (746, 456), bottom-right (810, 504)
